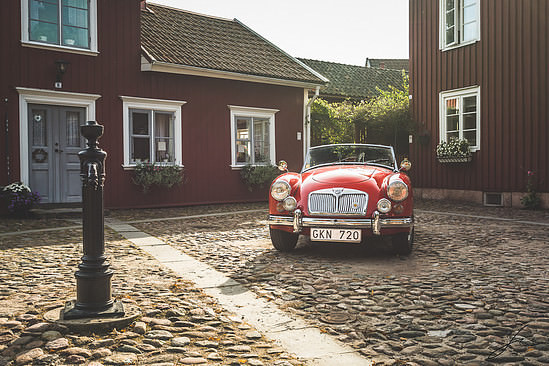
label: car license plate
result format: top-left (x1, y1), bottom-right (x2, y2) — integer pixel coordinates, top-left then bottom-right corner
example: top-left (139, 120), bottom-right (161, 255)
top-left (310, 228), bottom-right (362, 243)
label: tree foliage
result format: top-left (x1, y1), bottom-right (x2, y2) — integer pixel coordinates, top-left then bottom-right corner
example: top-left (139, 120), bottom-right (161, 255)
top-left (310, 73), bottom-right (415, 155)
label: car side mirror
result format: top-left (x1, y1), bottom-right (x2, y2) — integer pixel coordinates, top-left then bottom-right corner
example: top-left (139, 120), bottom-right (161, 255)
top-left (400, 158), bottom-right (411, 172)
top-left (278, 160), bottom-right (288, 172)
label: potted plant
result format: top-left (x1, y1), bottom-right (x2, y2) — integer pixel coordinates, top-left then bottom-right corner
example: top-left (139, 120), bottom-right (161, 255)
top-left (131, 162), bottom-right (184, 193)
top-left (1, 182), bottom-right (41, 217)
top-left (240, 164), bottom-right (281, 191)
top-left (436, 137), bottom-right (472, 163)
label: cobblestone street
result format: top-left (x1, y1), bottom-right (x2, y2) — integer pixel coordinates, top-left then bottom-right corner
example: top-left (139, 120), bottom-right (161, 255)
top-left (0, 200), bottom-right (548, 365)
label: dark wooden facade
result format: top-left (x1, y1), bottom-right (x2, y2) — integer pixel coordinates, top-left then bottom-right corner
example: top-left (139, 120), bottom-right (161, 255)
top-left (1, 0), bottom-right (311, 208)
top-left (409, 0), bottom-right (548, 206)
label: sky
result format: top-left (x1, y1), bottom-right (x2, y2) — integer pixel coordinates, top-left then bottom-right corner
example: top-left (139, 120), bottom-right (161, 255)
top-left (149, 0), bottom-right (409, 67)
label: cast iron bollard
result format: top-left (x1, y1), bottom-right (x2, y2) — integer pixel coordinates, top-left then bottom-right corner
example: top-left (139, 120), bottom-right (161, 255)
top-left (63, 120), bottom-right (124, 320)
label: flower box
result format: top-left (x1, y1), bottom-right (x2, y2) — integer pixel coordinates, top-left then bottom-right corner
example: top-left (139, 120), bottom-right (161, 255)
top-left (437, 155), bottom-right (472, 164)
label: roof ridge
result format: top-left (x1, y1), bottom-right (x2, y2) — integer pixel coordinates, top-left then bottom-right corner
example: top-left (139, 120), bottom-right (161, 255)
top-left (298, 58), bottom-right (365, 68)
top-left (146, 2), bottom-right (234, 22)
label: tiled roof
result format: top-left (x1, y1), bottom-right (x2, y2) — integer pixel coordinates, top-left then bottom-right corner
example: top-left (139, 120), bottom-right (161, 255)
top-left (366, 58), bottom-right (409, 72)
top-left (141, 4), bottom-right (326, 85)
top-left (298, 58), bottom-right (405, 101)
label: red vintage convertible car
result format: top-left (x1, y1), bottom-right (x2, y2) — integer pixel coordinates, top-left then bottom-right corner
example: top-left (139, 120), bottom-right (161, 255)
top-left (268, 144), bottom-right (414, 254)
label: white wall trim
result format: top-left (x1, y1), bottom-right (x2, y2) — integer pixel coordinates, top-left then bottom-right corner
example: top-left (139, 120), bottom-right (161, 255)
top-left (16, 87), bottom-right (101, 185)
top-left (228, 105), bottom-right (278, 167)
top-left (120, 96), bottom-right (187, 167)
top-left (439, 85), bottom-right (481, 152)
top-left (20, 0), bottom-right (98, 53)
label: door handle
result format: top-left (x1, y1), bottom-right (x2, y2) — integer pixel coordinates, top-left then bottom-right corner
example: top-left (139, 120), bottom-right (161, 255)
top-left (55, 149), bottom-right (64, 153)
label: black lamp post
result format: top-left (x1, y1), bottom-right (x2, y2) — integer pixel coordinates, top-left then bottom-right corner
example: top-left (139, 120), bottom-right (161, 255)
top-left (63, 120), bottom-right (124, 320)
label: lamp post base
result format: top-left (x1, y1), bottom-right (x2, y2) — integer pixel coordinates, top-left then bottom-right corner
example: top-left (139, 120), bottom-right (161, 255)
top-left (62, 299), bottom-right (125, 320)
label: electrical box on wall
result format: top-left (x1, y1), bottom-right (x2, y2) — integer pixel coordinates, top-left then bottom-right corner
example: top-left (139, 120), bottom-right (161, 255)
top-left (297, 132), bottom-right (302, 141)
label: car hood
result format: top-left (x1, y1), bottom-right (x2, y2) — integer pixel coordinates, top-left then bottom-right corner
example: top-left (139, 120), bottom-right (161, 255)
top-left (305, 165), bottom-right (382, 184)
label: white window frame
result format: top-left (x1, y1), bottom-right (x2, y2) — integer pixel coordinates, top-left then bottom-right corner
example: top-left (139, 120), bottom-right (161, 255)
top-left (21, 0), bottom-right (99, 55)
top-left (16, 87), bottom-right (101, 186)
top-left (229, 105), bottom-right (278, 168)
top-left (439, 0), bottom-right (480, 51)
top-left (121, 96), bottom-right (186, 169)
top-left (439, 86), bottom-right (481, 152)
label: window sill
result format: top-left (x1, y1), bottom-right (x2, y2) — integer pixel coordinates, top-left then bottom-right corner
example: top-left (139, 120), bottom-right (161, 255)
top-left (21, 41), bottom-right (99, 56)
top-left (122, 163), bottom-right (184, 170)
top-left (230, 164), bottom-right (274, 170)
top-left (440, 39), bottom-right (479, 52)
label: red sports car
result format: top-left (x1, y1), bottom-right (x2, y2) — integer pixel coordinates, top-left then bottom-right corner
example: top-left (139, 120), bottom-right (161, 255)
top-left (268, 144), bottom-right (414, 254)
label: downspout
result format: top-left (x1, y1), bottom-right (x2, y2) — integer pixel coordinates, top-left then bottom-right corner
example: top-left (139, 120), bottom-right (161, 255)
top-left (304, 86), bottom-right (320, 156)
top-left (4, 98), bottom-right (9, 184)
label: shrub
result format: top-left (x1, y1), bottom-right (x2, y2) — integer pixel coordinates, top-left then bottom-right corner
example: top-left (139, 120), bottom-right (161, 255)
top-left (520, 170), bottom-right (541, 210)
top-left (1, 182), bottom-right (41, 217)
top-left (240, 164), bottom-right (281, 191)
top-left (132, 162), bottom-right (184, 193)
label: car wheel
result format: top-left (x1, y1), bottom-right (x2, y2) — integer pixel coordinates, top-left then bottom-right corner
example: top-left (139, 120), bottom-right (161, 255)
top-left (392, 227), bottom-right (414, 255)
top-left (270, 228), bottom-right (299, 252)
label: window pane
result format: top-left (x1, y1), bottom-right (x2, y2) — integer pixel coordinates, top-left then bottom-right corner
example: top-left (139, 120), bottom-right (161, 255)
top-left (446, 98), bottom-right (459, 115)
top-left (446, 131), bottom-right (459, 140)
top-left (236, 141), bottom-right (250, 163)
top-left (463, 22), bottom-right (477, 42)
top-left (463, 5), bottom-right (476, 24)
top-left (63, 0), bottom-right (88, 9)
top-left (62, 25), bottom-right (89, 47)
top-left (66, 111), bottom-right (81, 147)
top-left (446, 115), bottom-right (459, 132)
top-left (446, 0), bottom-right (455, 12)
top-left (463, 0), bottom-right (476, 7)
top-left (445, 9), bottom-right (455, 28)
top-left (463, 113), bottom-right (477, 130)
top-left (236, 118), bottom-right (250, 140)
top-left (155, 113), bottom-right (174, 162)
top-left (253, 118), bottom-right (270, 163)
top-left (463, 96), bottom-right (477, 113)
top-left (463, 130), bottom-right (477, 146)
top-left (62, 5), bottom-right (88, 28)
top-left (29, 0), bottom-right (59, 23)
top-left (32, 110), bottom-right (47, 146)
top-left (30, 20), bottom-right (59, 43)
top-left (132, 138), bottom-right (150, 162)
top-left (132, 112), bottom-right (149, 135)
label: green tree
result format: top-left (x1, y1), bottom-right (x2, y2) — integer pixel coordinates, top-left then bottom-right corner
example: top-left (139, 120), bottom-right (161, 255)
top-left (310, 72), bottom-right (414, 156)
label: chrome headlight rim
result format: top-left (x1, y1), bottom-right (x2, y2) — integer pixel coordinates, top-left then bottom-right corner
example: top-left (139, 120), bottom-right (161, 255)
top-left (271, 180), bottom-right (291, 201)
top-left (377, 198), bottom-right (392, 213)
top-left (282, 196), bottom-right (297, 211)
top-left (387, 180), bottom-right (409, 202)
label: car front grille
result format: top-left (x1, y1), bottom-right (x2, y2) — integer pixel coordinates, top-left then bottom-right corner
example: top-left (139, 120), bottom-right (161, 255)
top-left (308, 188), bottom-right (368, 215)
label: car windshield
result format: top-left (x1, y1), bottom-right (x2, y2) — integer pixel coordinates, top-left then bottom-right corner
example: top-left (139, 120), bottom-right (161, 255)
top-left (302, 144), bottom-right (396, 171)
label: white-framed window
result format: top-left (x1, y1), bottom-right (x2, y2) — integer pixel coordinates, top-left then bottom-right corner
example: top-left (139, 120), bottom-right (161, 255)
top-left (21, 0), bottom-right (98, 54)
top-left (121, 96), bottom-right (186, 168)
top-left (229, 105), bottom-right (278, 167)
top-left (439, 86), bottom-right (480, 151)
top-left (440, 0), bottom-right (480, 50)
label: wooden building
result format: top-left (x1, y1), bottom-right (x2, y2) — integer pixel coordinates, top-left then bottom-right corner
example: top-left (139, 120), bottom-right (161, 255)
top-left (409, 0), bottom-right (548, 208)
top-left (0, 0), bottom-right (326, 209)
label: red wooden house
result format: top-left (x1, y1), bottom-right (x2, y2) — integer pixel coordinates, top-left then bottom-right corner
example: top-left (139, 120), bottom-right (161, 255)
top-left (0, 0), bottom-right (326, 208)
top-left (409, 0), bottom-right (548, 208)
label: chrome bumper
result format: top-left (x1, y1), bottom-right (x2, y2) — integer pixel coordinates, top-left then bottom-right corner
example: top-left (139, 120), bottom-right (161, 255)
top-left (268, 210), bottom-right (413, 235)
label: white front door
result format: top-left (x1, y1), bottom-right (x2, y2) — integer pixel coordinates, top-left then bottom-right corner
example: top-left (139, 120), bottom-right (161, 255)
top-left (28, 104), bottom-right (85, 203)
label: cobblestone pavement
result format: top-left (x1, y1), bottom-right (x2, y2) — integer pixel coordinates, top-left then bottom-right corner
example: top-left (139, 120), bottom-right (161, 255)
top-left (131, 200), bottom-right (549, 366)
top-left (0, 213), bottom-right (304, 366)
top-left (0, 199), bottom-right (548, 366)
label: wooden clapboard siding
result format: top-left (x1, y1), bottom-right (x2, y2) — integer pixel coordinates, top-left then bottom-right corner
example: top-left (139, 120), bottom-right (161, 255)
top-left (409, 0), bottom-right (548, 196)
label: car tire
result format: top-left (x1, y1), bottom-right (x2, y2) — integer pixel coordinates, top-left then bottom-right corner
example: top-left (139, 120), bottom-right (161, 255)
top-left (392, 227), bottom-right (414, 255)
top-left (270, 228), bottom-right (299, 252)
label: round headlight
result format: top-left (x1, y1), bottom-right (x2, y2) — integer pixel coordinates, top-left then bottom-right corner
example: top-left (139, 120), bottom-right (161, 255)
top-left (271, 180), bottom-right (291, 201)
top-left (387, 180), bottom-right (409, 202)
top-left (282, 196), bottom-right (297, 211)
top-left (377, 198), bottom-right (392, 213)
